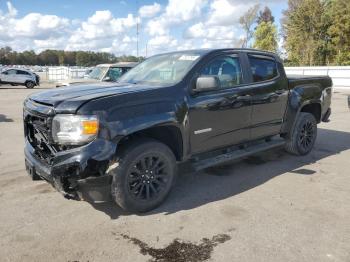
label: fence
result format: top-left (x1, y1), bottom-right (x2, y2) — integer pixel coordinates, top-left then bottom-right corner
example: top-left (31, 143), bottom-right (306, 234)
top-left (42, 66), bottom-right (350, 88)
top-left (285, 66), bottom-right (350, 88)
top-left (47, 67), bottom-right (88, 81)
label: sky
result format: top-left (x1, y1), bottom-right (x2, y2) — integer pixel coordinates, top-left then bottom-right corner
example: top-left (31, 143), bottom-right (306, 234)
top-left (0, 0), bottom-right (288, 56)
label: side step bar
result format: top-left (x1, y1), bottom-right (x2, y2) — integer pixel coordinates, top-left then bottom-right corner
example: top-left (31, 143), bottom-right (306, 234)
top-left (193, 138), bottom-right (286, 171)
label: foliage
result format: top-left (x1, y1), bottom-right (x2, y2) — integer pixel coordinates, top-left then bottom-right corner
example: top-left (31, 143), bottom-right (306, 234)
top-left (282, 0), bottom-right (328, 66)
top-left (282, 0), bottom-right (350, 66)
top-left (253, 22), bottom-right (278, 52)
top-left (0, 47), bottom-right (143, 66)
top-left (327, 0), bottom-right (350, 65)
top-left (257, 6), bottom-right (275, 24)
top-left (239, 4), bottom-right (260, 48)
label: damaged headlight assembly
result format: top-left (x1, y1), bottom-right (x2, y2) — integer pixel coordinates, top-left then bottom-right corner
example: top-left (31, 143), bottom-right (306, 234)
top-left (52, 115), bottom-right (99, 145)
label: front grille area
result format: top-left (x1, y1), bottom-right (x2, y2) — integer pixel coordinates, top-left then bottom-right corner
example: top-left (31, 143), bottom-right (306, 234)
top-left (23, 99), bottom-right (59, 164)
top-left (24, 112), bottom-right (57, 164)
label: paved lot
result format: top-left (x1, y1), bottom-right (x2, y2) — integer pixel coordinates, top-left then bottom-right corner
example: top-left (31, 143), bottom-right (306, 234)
top-left (0, 84), bottom-right (349, 262)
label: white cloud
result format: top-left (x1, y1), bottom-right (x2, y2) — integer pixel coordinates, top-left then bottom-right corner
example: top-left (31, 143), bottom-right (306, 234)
top-left (6, 1), bottom-right (17, 17)
top-left (147, 34), bottom-right (178, 55)
top-left (88, 10), bottom-right (113, 24)
top-left (164, 0), bottom-right (207, 21)
top-left (148, 35), bottom-right (177, 46)
top-left (66, 12), bottom-right (138, 51)
top-left (146, 0), bottom-right (208, 36)
top-left (207, 0), bottom-right (244, 26)
top-left (182, 0), bottom-right (242, 49)
top-left (139, 3), bottom-right (161, 18)
top-left (0, 2), bottom-right (71, 51)
top-left (186, 22), bottom-right (235, 40)
top-left (176, 39), bottom-right (195, 51)
top-left (13, 13), bottom-right (70, 38)
top-left (33, 37), bottom-right (67, 49)
top-left (0, 2), bottom-right (140, 54)
top-left (0, 0), bottom-right (287, 56)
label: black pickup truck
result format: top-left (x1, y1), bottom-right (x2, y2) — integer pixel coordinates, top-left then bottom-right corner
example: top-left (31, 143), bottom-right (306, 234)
top-left (23, 49), bottom-right (332, 212)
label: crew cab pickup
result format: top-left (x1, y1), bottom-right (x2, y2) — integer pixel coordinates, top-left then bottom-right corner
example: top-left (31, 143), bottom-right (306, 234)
top-left (23, 49), bottom-right (332, 212)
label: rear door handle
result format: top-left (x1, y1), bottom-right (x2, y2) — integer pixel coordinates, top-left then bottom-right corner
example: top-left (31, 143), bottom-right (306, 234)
top-left (275, 90), bottom-right (285, 95)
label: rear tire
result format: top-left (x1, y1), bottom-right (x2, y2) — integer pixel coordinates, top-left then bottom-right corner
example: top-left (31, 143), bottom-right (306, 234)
top-left (285, 112), bottom-right (317, 155)
top-left (110, 139), bottom-right (177, 213)
top-left (25, 81), bottom-right (35, 89)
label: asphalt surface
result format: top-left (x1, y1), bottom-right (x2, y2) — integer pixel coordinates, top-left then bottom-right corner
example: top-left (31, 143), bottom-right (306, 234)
top-left (0, 84), bottom-right (349, 262)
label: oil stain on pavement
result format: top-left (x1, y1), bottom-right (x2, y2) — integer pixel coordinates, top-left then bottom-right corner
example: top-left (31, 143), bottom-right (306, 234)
top-left (121, 233), bottom-right (231, 262)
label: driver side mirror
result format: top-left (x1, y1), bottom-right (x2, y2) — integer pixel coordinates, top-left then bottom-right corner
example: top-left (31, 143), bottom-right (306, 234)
top-left (193, 76), bottom-right (220, 93)
top-left (103, 76), bottom-right (111, 82)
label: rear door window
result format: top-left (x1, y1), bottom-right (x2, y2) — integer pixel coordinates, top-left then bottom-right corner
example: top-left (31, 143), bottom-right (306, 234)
top-left (248, 56), bottom-right (278, 82)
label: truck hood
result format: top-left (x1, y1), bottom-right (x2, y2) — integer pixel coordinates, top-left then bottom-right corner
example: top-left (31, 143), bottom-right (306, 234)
top-left (28, 82), bottom-right (159, 113)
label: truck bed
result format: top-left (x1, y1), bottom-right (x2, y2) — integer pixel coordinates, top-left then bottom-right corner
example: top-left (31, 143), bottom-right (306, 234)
top-left (287, 74), bottom-right (332, 90)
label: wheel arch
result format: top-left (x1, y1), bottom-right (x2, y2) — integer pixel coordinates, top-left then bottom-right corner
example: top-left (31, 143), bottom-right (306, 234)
top-left (300, 102), bottom-right (322, 123)
top-left (117, 124), bottom-right (184, 161)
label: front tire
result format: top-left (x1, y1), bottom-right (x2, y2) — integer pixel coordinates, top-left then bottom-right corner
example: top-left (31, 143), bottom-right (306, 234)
top-left (285, 112), bottom-right (317, 155)
top-left (25, 81), bottom-right (35, 88)
top-left (110, 139), bottom-right (177, 213)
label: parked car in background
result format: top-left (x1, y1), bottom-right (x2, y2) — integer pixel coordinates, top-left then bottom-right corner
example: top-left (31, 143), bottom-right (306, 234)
top-left (0, 68), bottom-right (39, 88)
top-left (56, 62), bottom-right (137, 87)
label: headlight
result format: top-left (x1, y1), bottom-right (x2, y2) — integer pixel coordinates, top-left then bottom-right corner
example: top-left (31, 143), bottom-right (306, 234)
top-left (52, 115), bottom-right (99, 145)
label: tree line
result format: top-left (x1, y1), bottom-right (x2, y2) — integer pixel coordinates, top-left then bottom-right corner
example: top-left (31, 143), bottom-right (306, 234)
top-left (0, 47), bottom-right (143, 67)
top-left (239, 0), bottom-right (350, 66)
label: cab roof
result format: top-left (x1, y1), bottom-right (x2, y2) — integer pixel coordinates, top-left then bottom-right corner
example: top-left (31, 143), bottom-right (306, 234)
top-left (153, 48), bottom-right (281, 62)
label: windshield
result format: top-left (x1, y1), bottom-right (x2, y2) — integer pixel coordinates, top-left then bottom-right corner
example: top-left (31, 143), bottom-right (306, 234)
top-left (88, 66), bottom-right (108, 80)
top-left (118, 52), bottom-right (202, 85)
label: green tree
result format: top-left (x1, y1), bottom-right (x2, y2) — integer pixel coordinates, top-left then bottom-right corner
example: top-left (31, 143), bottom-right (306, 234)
top-left (257, 6), bottom-right (275, 24)
top-left (64, 51), bottom-right (77, 66)
top-left (118, 55), bottom-right (141, 62)
top-left (38, 50), bottom-right (59, 65)
top-left (327, 0), bottom-right (350, 65)
top-left (75, 51), bottom-right (91, 66)
top-left (21, 50), bottom-right (37, 65)
top-left (57, 51), bottom-right (65, 65)
top-left (282, 0), bottom-right (331, 66)
top-left (253, 22), bottom-right (278, 52)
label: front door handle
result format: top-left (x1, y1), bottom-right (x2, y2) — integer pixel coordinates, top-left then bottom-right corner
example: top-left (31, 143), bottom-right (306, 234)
top-left (275, 90), bottom-right (285, 95)
top-left (237, 94), bottom-right (251, 100)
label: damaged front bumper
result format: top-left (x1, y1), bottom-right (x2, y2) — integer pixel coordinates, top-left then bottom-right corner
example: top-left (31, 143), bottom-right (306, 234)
top-left (24, 138), bottom-right (117, 200)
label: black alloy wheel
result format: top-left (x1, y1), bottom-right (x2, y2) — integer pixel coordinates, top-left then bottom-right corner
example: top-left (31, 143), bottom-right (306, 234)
top-left (127, 153), bottom-right (171, 202)
top-left (110, 139), bottom-right (176, 213)
top-left (285, 112), bottom-right (317, 155)
top-left (298, 120), bottom-right (315, 152)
